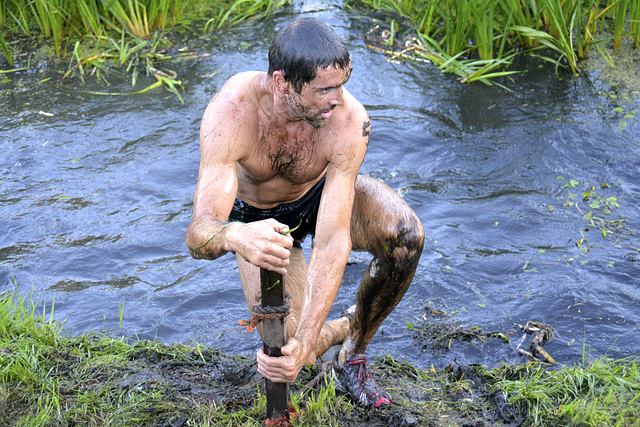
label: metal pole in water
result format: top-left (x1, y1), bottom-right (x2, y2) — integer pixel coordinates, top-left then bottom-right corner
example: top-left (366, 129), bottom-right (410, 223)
top-left (260, 268), bottom-right (289, 419)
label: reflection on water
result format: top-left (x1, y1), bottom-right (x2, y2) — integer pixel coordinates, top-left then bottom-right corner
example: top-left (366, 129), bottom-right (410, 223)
top-left (1, 1), bottom-right (639, 369)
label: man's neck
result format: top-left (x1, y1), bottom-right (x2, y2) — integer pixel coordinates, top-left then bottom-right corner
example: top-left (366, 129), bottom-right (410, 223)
top-left (263, 73), bottom-right (308, 128)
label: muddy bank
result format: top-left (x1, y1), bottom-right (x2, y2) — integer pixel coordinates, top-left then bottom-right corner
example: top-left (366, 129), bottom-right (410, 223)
top-left (1, 337), bottom-right (522, 426)
top-left (3, 289), bottom-right (640, 426)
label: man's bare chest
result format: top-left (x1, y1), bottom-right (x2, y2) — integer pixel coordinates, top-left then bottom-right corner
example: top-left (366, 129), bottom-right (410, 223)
top-left (243, 126), bottom-right (329, 184)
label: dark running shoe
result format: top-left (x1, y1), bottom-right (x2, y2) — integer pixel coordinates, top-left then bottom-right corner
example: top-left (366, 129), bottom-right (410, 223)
top-left (332, 354), bottom-right (393, 408)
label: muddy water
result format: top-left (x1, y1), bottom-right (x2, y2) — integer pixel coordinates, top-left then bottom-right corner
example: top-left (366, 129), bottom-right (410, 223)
top-left (1, 0), bottom-right (639, 370)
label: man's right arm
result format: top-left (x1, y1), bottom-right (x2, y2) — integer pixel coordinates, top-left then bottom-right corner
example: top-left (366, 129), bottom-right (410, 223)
top-left (185, 94), bottom-right (244, 260)
top-left (185, 86), bottom-right (294, 273)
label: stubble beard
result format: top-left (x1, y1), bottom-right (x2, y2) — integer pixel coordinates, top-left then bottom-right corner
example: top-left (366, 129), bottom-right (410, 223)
top-left (289, 93), bottom-right (329, 129)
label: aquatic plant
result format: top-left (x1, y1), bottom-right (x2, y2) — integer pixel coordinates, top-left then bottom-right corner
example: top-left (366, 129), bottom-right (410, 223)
top-left (0, 0), bottom-right (288, 100)
top-left (0, 31), bottom-right (13, 66)
top-left (355, 0), bottom-right (640, 84)
top-left (204, 0), bottom-right (285, 31)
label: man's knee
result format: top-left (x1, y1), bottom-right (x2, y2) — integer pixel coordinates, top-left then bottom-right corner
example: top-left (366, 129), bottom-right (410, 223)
top-left (376, 212), bottom-right (424, 271)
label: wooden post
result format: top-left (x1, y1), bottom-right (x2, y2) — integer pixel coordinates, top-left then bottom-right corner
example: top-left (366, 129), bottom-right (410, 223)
top-left (260, 268), bottom-right (289, 419)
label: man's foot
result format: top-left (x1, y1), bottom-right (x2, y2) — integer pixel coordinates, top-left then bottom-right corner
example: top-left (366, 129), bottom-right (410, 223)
top-left (332, 353), bottom-right (393, 408)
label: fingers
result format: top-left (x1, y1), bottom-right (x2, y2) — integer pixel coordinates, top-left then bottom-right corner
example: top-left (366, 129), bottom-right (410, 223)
top-left (255, 254), bottom-right (289, 275)
top-left (256, 338), bottom-right (304, 383)
top-left (267, 218), bottom-right (291, 236)
top-left (234, 219), bottom-right (295, 273)
top-left (257, 349), bottom-right (298, 383)
top-left (280, 338), bottom-right (299, 357)
top-left (265, 219), bottom-right (294, 248)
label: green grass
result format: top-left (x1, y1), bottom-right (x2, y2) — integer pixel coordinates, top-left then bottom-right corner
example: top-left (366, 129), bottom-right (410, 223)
top-left (1, 285), bottom-right (639, 426)
top-left (490, 357), bottom-right (640, 426)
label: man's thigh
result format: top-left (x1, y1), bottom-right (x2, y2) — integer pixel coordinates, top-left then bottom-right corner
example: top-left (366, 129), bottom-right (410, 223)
top-left (350, 174), bottom-right (421, 254)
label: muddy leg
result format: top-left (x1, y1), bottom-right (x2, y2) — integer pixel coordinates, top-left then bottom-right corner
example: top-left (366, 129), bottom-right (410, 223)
top-left (338, 175), bottom-right (424, 363)
top-left (237, 247), bottom-right (349, 360)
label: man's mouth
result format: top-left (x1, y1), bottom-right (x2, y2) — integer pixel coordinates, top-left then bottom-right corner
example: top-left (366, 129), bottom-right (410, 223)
top-left (320, 106), bottom-right (336, 119)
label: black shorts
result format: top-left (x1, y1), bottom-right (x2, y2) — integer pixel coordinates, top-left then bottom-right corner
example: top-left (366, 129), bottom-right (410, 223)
top-left (228, 176), bottom-right (326, 247)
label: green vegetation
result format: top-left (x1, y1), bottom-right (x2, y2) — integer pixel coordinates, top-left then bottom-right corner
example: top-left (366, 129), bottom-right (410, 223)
top-left (555, 177), bottom-right (636, 253)
top-left (1, 287), bottom-right (639, 426)
top-left (353, 0), bottom-right (640, 86)
top-left (491, 358), bottom-right (640, 426)
top-left (0, 0), bottom-right (288, 101)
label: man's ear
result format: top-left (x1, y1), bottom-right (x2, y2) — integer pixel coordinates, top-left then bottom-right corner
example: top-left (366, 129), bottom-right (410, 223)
top-left (273, 70), bottom-right (289, 94)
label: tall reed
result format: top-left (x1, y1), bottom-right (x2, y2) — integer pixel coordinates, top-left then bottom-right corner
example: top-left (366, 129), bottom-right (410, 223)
top-left (357, 0), bottom-right (640, 84)
top-left (28, 0), bottom-right (68, 55)
top-left (1, 0), bottom-right (286, 52)
top-left (104, 0), bottom-right (151, 39)
top-left (471, 0), bottom-right (496, 60)
top-left (205, 0), bottom-right (286, 32)
top-left (632, 0), bottom-right (640, 47)
top-left (0, 1), bottom-right (7, 25)
top-left (538, 0), bottom-right (580, 72)
top-left (613, 0), bottom-right (629, 49)
top-left (0, 31), bottom-right (14, 66)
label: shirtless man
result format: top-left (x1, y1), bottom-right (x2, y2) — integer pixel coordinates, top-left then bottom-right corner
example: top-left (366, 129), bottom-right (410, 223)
top-left (185, 17), bottom-right (424, 408)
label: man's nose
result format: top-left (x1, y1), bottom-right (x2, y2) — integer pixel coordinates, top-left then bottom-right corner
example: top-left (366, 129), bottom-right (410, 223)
top-left (330, 87), bottom-right (344, 106)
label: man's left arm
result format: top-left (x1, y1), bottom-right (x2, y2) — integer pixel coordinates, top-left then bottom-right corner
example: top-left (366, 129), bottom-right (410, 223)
top-left (256, 109), bottom-right (370, 383)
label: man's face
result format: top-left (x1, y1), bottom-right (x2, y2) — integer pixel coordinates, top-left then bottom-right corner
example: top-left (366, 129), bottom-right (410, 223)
top-left (287, 64), bottom-right (352, 128)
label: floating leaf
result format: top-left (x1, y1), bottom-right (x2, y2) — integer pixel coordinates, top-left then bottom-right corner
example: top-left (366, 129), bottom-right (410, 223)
top-left (583, 212), bottom-right (592, 221)
top-left (570, 180), bottom-right (579, 188)
top-left (614, 107), bottom-right (624, 112)
top-left (71, 158), bottom-right (80, 163)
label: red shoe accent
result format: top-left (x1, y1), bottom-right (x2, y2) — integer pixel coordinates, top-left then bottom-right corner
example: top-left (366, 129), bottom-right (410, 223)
top-left (374, 397), bottom-right (392, 408)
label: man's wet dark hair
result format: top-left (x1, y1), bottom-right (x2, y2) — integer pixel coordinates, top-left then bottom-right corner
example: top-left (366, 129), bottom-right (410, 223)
top-left (268, 17), bottom-right (350, 93)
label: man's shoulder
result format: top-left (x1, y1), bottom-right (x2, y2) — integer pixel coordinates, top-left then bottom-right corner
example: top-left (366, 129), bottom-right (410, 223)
top-left (342, 88), bottom-right (368, 121)
top-left (200, 72), bottom-right (265, 151)
top-left (205, 72), bottom-right (266, 121)
top-left (331, 89), bottom-right (369, 137)
top-left (216, 71), bottom-right (265, 102)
